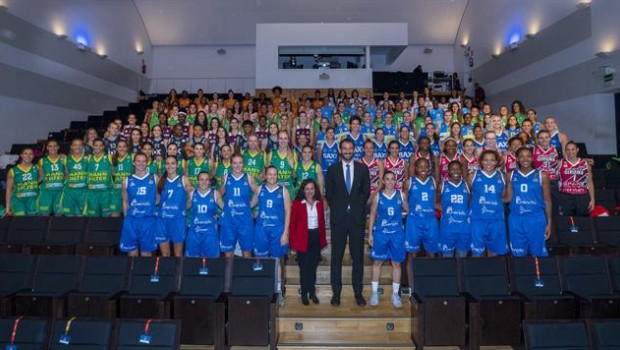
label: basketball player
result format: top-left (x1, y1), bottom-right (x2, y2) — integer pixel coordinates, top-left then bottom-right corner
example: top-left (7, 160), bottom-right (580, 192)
top-left (5, 148), bottom-right (39, 216)
top-left (85, 139), bottom-right (113, 217)
top-left (60, 139), bottom-right (88, 216)
top-left (557, 141), bottom-right (595, 216)
top-left (185, 171), bottom-right (221, 258)
top-left (439, 161), bottom-right (471, 257)
top-left (37, 140), bottom-right (65, 216)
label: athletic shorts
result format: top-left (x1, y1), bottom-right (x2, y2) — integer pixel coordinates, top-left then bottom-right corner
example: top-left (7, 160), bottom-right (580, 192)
top-left (185, 227), bottom-right (220, 258)
top-left (471, 218), bottom-right (508, 256)
top-left (155, 216), bottom-right (187, 244)
top-left (37, 189), bottom-right (62, 216)
top-left (509, 214), bottom-right (548, 257)
top-left (220, 220), bottom-right (254, 253)
top-left (557, 192), bottom-right (590, 217)
top-left (405, 215), bottom-right (439, 253)
top-left (254, 224), bottom-right (288, 258)
top-left (11, 195), bottom-right (37, 216)
top-left (439, 217), bottom-right (471, 255)
top-left (85, 189), bottom-right (110, 217)
top-left (119, 216), bottom-right (158, 253)
top-left (60, 187), bottom-right (87, 216)
top-left (109, 188), bottom-right (123, 214)
top-left (370, 230), bottom-right (405, 263)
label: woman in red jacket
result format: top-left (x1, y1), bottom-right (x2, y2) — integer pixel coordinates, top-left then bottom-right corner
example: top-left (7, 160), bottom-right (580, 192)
top-left (289, 178), bottom-right (328, 305)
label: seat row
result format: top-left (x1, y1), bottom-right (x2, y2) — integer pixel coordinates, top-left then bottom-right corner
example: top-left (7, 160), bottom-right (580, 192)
top-left (0, 317), bottom-right (180, 350)
top-left (0, 255), bottom-right (279, 349)
top-left (524, 319), bottom-right (620, 350)
top-left (410, 255), bottom-right (620, 349)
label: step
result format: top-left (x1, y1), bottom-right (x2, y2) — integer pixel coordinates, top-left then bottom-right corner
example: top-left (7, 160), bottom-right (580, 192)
top-left (278, 317), bottom-right (411, 334)
top-left (277, 332), bottom-right (414, 348)
top-left (180, 346), bottom-right (270, 350)
top-left (284, 285), bottom-right (407, 302)
top-left (279, 291), bottom-right (410, 318)
top-left (285, 265), bottom-right (395, 285)
top-left (287, 244), bottom-right (373, 266)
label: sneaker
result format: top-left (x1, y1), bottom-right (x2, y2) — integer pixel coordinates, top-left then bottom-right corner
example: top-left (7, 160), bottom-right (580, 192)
top-left (277, 293), bottom-right (285, 307)
top-left (370, 291), bottom-right (380, 306)
top-left (391, 294), bottom-right (403, 308)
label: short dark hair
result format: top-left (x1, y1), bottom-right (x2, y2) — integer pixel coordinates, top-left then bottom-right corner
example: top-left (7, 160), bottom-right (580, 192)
top-left (295, 179), bottom-right (322, 202)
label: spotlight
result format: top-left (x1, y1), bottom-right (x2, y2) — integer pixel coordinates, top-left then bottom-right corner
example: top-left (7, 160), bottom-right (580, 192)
top-left (576, 1), bottom-right (592, 9)
top-left (98, 53), bottom-right (108, 59)
top-left (595, 51), bottom-right (611, 59)
top-left (319, 73), bottom-right (329, 80)
top-left (423, 47), bottom-right (433, 54)
top-left (491, 54), bottom-right (500, 59)
top-left (77, 43), bottom-right (91, 52)
top-left (525, 33), bottom-right (536, 39)
top-left (217, 48), bottom-right (226, 55)
top-left (136, 49), bottom-right (144, 55)
top-left (509, 42), bottom-right (518, 51)
top-left (57, 34), bottom-right (68, 40)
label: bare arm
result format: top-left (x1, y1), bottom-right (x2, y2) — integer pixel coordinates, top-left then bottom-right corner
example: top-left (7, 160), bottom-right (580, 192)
top-left (367, 193), bottom-right (378, 247)
top-left (401, 190), bottom-right (409, 214)
top-left (121, 178), bottom-right (129, 216)
top-left (541, 173), bottom-right (553, 239)
top-left (316, 164), bottom-right (325, 195)
top-left (504, 171), bottom-right (513, 204)
top-left (250, 185), bottom-right (261, 208)
top-left (281, 188), bottom-right (292, 246)
top-left (5, 170), bottom-right (14, 216)
top-left (186, 189), bottom-right (194, 210)
top-left (586, 163), bottom-right (596, 211)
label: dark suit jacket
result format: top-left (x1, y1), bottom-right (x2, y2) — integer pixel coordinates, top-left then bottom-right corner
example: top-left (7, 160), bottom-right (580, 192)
top-left (325, 160), bottom-right (370, 228)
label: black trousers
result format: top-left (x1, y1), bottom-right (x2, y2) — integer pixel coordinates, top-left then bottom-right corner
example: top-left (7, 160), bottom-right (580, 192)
top-left (297, 228), bottom-right (321, 296)
top-left (330, 222), bottom-right (364, 296)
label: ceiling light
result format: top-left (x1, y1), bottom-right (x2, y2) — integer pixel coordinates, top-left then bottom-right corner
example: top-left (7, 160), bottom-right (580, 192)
top-left (576, 1), bottom-right (592, 9)
top-left (136, 49), bottom-right (144, 55)
top-left (509, 42), bottom-right (518, 51)
top-left (525, 33), bottom-right (536, 40)
top-left (77, 43), bottom-right (91, 52)
top-left (0, 5), bottom-right (8, 12)
top-left (98, 53), bottom-right (108, 59)
top-left (423, 47), bottom-right (433, 54)
top-left (217, 48), bottom-right (226, 55)
top-left (57, 34), bottom-right (68, 40)
top-left (595, 51), bottom-right (610, 59)
top-left (460, 43), bottom-right (467, 48)
top-left (491, 54), bottom-right (500, 59)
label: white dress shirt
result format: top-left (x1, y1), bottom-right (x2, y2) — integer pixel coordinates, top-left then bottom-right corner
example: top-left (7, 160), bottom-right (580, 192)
top-left (302, 199), bottom-right (319, 229)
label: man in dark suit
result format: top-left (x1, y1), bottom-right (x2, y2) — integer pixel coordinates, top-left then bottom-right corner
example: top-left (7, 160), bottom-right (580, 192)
top-left (325, 138), bottom-right (371, 306)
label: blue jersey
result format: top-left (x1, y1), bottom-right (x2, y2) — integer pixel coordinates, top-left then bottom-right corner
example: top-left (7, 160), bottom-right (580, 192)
top-left (438, 123), bottom-right (451, 141)
top-left (190, 189), bottom-right (218, 233)
top-left (441, 180), bottom-right (470, 226)
top-left (126, 174), bottom-right (157, 218)
top-left (382, 125), bottom-right (396, 138)
top-left (335, 123), bottom-right (349, 138)
top-left (430, 141), bottom-right (441, 157)
top-left (407, 177), bottom-right (437, 218)
top-left (315, 131), bottom-right (326, 151)
top-left (462, 125), bottom-right (474, 139)
top-left (320, 141), bottom-right (339, 171)
top-left (509, 169), bottom-right (545, 216)
top-left (428, 108), bottom-right (444, 125)
top-left (222, 173), bottom-right (252, 222)
top-left (474, 139), bottom-right (485, 149)
top-left (470, 170), bottom-right (505, 220)
top-left (361, 123), bottom-right (375, 138)
top-left (496, 131), bottom-right (509, 154)
top-left (321, 106), bottom-right (334, 121)
top-left (549, 131), bottom-right (563, 156)
top-left (257, 185), bottom-right (285, 227)
top-left (373, 141), bottom-right (387, 160)
top-left (374, 190), bottom-right (405, 234)
top-left (398, 140), bottom-right (415, 160)
top-left (159, 175), bottom-right (187, 218)
top-left (346, 133), bottom-right (365, 160)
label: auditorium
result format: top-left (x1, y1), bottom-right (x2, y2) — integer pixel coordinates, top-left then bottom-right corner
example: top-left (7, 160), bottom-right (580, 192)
top-left (1, 0), bottom-right (620, 349)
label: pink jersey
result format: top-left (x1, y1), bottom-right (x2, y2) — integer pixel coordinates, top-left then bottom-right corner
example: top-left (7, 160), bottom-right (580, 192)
top-left (533, 146), bottom-right (559, 181)
top-left (385, 156), bottom-right (406, 189)
top-left (414, 151), bottom-right (434, 174)
top-left (504, 152), bottom-right (517, 174)
top-left (461, 154), bottom-right (479, 174)
top-left (361, 157), bottom-right (380, 194)
top-left (439, 154), bottom-right (460, 180)
top-left (559, 158), bottom-right (588, 195)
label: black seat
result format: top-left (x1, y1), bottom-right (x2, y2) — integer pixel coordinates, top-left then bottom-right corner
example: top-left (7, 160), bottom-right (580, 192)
top-left (410, 257), bottom-right (466, 349)
top-left (2, 217), bottom-right (49, 254)
top-left (594, 216), bottom-right (620, 253)
top-left (77, 217), bottom-right (122, 256)
top-left (523, 320), bottom-right (590, 350)
top-left (227, 258), bottom-right (277, 349)
top-left (597, 189), bottom-right (617, 213)
top-left (115, 319), bottom-right (180, 350)
top-left (49, 318), bottom-right (114, 350)
top-left (120, 257), bottom-right (179, 319)
top-left (13, 255), bottom-right (82, 317)
top-left (173, 257), bottom-right (228, 347)
top-left (560, 256), bottom-right (620, 318)
top-left (67, 256), bottom-right (130, 318)
top-left (509, 256), bottom-right (577, 320)
top-left (554, 216), bottom-right (608, 255)
top-left (459, 257), bottom-right (522, 348)
top-left (31, 217), bottom-right (86, 255)
top-left (0, 255), bottom-right (35, 316)
top-left (607, 256), bottom-right (620, 293)
top-left (590, 319), bottom-right (620, 350)
top-left (0, 317), bottom-right (49, 350)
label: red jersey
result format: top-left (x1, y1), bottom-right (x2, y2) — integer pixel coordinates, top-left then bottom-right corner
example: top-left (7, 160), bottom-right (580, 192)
top-left (414, 151), bottom-right (434, 174)
top-left (559, 158), bottom-right (588, 195)
top-left (385, 156), bottom-right (406, 189)
top-left (533, 146), bottom-right (559, 181)
top-left (504, 152), bottom-right (517, 174)
top-left (361, 157), bottom-right (380, 194)
top-left (439, 153), bottom-right (459, 180)
top-left (461, 154), bottom-right (478, 174)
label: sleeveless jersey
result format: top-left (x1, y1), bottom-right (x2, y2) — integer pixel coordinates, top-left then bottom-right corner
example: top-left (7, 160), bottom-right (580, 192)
top-left (346, 133), bottom-right (365, 160)
top-left (559, 158), bottom-right (588, 195)
top-left (504, 152), bottom-right (517, 174)
top-left (361, 123), bottom-right (375, 140)
top-left (296, 161), bottom-right (319, 183)
top-left (187, 157), bottom-right (210, 188)
top-left (320, 141), bottom-right (339, 172)
top-left (510, 169), bottom-right (545, 215)
top-left (39, 156), bottom-right (65, 190)
top-left (10, 164), bottom-right (39, 198)
top-left (471, 170), bottom-right (505, 220)
top-left (430, 141), bottom-right (441, 157)
top-left (373, 141), bottom-right (387, 160)
top-left (65, 155), bottom-right (88, 188)
top-left (496, 131), bottom-right (509, 154)
top-left (361, 157), bottom-right (380, 194)
top-left (243, 150), bottom-right (265, 180)
top-left (549, 131), bottom-right (563, 157)
top-left (113, 155), bottom-right (134, 189)
top-left (474, 139), bottom-right (485, 149)
top-left (270, 150), bottom-right (295, 187)
top-left (462, 154), bottom-right (479, 174)
top-left (214, 161), bottom-right (231, 189)
top-left (414, 151), bottom-right (435, 175)
top-left (374, 190), bottom-right (405, 235)
top-left (439, 154), bottom-right (459, 181)
top-left (158, 159), bottom-right (185, 176)
top-left (126, 174), bottom-right (156, 218)
top-left (87, 154), bottom-right (112, 190)
top-left (147, 160), bottom-right (158, 176)
top-left (222, 173), bottom-right (252, 220)
top-left (407, 177), bottom-right (436, 218)
top-left (151, 137), bottom-right (166, 160)
top-left (159, 175), bottom-right (187, 218)
top-left (398, 140), bottom-right (415, 161)
top-left (266, 137), bottom-right (278, 154)
top-left (382, 125), bottom-right (396, 140)
top-left (257, 185), bottom-right (285, 227)
top-left (385, 157), bottom-right (406, 189)
top-left (441, 180), bottom-right (470, 225)
top-left (295, 125), bottom-right (311, 143)
top-left (506, 127), bottom-right (520, 139)
top-left (190, 189), bottom-right (218, 232)
top-left (315, 131), bottom-right (326, 152)
top-left (533, 146), bottom-right (559, 181)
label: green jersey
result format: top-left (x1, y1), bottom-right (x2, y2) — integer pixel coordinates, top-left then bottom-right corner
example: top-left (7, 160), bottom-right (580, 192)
top-left (243, 150), bottom-right (265, 180)
top-left (10, 164), bottom-right (39, 198)
top-left (158, 158), bottom-right (185, 176)
top-left (39, 156), bottom-right (65, 190)
top-left (64, 154), bottom-right (88, 188)
top-left (187, 157), bottom-right (210, 188)
top-left (214, 160), bottom-right (231, 189)
top-left (86, 154), bottom-right (113, 190)
top-left (113, 154), bottom-right (134, 189)
top-left (295, 161), bottom-right (319, 184)
top-left (147, 160), bottom-right (158, 176)
top-left (270, 150), bottom-right (296, 187)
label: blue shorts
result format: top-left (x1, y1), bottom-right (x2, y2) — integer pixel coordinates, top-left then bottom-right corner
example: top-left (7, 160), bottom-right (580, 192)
top-left (254, 224), bottom-right (288, 258)
top-left (185, 228), bottom-right (220, 258)
top-left (405, 216), bottom-right (439, 253)
top-left (439, 217), bottom-right (471, 254)
top-left (509, 214), bottom-right (548, 257)
top-left (370, 230), bottom-right (405, 263)
top-left (471, 218), bottom-right (508, 256)
top-left (156, 216), bottom-right (187, 244)
top-left (119, 216), bottom-right (158, 253)
top-left (220, 221), bottom-right (254, 253)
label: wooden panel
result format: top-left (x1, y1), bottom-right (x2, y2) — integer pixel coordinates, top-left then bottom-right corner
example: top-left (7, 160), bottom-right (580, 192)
top-left (278, 317), bottom-right (411, 334)
top-left (286, 265), bottom-right (394, 285)
top-left (277, 332), bottom-right (413, 346)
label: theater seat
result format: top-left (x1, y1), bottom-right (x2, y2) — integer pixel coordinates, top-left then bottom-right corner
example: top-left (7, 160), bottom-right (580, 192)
top-left (1, 217), bottom-right (49, 254)
top-left (0, 255), bottom-right (35, 316)
top-left (554, 216), bottom-right (608, 255)
top-left (0, 317), bottom-right (49, 350)
top-left (77, 217), bottom-right (122, 256)
top-left (115, 319), bottom-right (181, 350)
top-left (30, 217), bottom-right (86, 255)
top-left (595, 216), bottom-right (620, 253)
top-left (49, 318), bottom-right (114, 350)
top-left (523, 320), bottom-right (590, 350)
top-left (590, 319), bottom-right (620, 350)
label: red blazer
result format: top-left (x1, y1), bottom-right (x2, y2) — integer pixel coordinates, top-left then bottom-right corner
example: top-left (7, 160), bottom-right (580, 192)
top-left (289, 198), bottom-right (327, 253)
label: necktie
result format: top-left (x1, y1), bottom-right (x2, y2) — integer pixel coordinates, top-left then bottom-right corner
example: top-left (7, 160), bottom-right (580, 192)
top-left (345, 163), bottom-right (352, 194)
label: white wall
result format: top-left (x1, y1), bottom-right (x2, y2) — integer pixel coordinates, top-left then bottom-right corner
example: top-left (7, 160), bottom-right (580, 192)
top-left (371, 45), bottom-right (455, 73)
